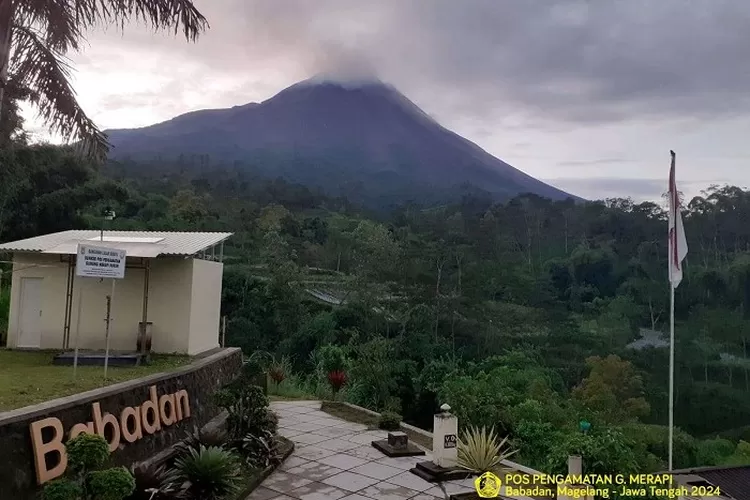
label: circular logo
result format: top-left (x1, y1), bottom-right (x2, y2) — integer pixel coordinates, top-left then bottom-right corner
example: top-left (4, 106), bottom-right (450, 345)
top-left (474, 471), bottom-right (501, 498)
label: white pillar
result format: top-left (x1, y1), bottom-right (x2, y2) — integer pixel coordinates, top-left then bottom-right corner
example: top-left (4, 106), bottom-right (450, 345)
top-left (433, 403), bottom-right (458, 468)
top-left (558, 456), bottom-right (591, 500)
top-left (568, 455), bottom-right (582, 476)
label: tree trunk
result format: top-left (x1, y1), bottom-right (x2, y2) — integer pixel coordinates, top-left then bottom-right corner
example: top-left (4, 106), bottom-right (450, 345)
top-left (648, 297), bottom-right (659, 330)
top-left (0, 0), bottom-right (13, 129)
top-left (434, 257), bottom-right (445, 341)
top-left (336, 251), bottom-right (341, 272)
top-left (704, 361), bottom-right (708, 384)
top-left (455, 252), bottom-right (463, 296)
top-left (451, 309), bottom-right (456, 364)
top-left (744, 337), bottom-right (749, 391)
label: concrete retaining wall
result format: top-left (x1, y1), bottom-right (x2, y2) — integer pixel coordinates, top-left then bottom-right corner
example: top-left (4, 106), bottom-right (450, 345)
top-left (0, 348), bottom-right (242, 500)
top-left (337, 401), bottom-right (546, 479)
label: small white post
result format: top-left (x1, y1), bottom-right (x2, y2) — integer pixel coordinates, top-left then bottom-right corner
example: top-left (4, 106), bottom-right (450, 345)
top-left (433, 403), bottom-right (458, 468)
top-left (558, 456), bottom-right (587, 500)
top-left (104, 278), bottom-right (116, 379)
top-left (568, 455), bottom-right (582, 476)
top-left (72, 286), bottom-right (83, 380)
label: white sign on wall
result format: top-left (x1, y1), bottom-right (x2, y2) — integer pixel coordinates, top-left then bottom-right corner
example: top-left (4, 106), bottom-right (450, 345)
top-left (76, 244), bottom-right (127, 279)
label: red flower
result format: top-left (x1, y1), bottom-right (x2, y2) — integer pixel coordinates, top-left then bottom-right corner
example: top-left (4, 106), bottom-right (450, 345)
top-left (327, 370), bottom-right (347, 393)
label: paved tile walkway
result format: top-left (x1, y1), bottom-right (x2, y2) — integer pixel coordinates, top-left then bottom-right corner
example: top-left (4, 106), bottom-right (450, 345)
top-left (248, 400), bottom-right (477, 500)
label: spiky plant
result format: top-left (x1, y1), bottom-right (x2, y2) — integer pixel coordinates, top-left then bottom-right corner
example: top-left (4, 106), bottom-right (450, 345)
top-left (457, 425), bottom-right (517, 475)
top-left (128, 463), bottom-right (186, 500)
top-left (168, 446), bottom-right (240, 500)
top-left (267, 363), bottom-right (286, 387)
top-left (327, 370), bottom-right (347, 396)
top-left (241, 432), bottom-right (278, 469)
top-left (0, 0), bottom-right (209, 158)
top-left (175, 428), bottom-right (229, 457)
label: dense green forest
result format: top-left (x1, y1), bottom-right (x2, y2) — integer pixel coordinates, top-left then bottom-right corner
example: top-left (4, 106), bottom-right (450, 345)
top-left (2, 139), bottom-right (750, 481)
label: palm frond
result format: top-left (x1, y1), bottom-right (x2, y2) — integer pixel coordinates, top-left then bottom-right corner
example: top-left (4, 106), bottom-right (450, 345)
top-left (12, 0), bottom-right (84, 53)
top-left (16, 0), bottom-right (209, 43)
top-left (10, 22), bottom-right (108, 159)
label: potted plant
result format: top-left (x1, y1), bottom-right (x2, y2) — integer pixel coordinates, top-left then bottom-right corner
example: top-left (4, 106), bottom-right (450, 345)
top-left (447, 425), bottom-right (517, 500)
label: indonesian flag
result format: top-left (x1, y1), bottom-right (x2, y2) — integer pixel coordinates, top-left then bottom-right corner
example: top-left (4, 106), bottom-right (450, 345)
top-left (668, 150), bottom-right (688, 288)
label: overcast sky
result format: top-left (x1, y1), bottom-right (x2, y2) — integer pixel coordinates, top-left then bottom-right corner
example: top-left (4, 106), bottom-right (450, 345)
top-left (23, 0), bottom-right (750, 202)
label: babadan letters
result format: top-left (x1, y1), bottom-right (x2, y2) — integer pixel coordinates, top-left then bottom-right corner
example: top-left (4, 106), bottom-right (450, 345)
top-left (29, 385), bottom-right (190, 484)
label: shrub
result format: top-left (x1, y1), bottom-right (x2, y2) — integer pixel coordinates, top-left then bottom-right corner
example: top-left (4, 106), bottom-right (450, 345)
top-left (88, 467), bottom-right (136, 500)
top-left (378, 411), bottom-right (402, 431)
top-left (41, 479), bottom-right (83, 500)
top-left (214, 375), bottom-right (278, 472)
top-left (214, 384), bottom-right (276, 439)
top-left (241, 360), bottom-right (264, 379)
top-left (317, 344), bottom-right (348, 373)
top-left (42, 434), bottom-right (135, 500)
top-left (67, 433), bottom-right (110, 473)
top-left (168, 446), bottom-right (240, 500)
top-left (241, 432), bottom-right (278, 469)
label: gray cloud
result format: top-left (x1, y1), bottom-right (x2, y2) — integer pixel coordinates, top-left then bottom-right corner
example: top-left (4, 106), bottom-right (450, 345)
top-left (83, 0), bottom-right (750, 125)
top-left (557, 158), bottom-right (632, 167)
top-left (27, 0), bottom-right (750, 201)
top-left (546, 177), bottom-right (739, 202)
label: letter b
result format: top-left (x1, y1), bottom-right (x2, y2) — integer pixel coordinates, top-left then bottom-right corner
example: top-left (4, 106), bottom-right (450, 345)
top-left (29, 417), bottom-right (67, 484)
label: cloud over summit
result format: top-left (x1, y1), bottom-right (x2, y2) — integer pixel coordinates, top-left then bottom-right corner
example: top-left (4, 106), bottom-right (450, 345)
top-left (24, 0), bottom-right (750, 201)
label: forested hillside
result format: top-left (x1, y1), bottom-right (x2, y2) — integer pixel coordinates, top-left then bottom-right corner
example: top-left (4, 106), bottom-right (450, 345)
top-left (1, 143), bottom-right (750, 478)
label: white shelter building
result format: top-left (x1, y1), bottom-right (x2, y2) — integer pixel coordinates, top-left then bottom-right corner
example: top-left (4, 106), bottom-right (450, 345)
top-left (0, 230), bottom-right (232, 356)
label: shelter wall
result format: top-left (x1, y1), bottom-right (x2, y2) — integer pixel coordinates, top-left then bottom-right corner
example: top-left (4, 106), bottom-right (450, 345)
top-left (72, 263), bottom-right (146, 352)
top-left (8, 254), bottom-right (69, 349)
top-left (148, 258), bottom-right (193, 354)
top-left (7, 254), bottom-right (207, 354)
top-left (187, 259), bottom-right (223, 355)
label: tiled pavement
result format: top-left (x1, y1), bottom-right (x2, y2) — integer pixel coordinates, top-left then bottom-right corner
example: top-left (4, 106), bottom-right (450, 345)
top-left (248, 400), bottom-right (477, 500)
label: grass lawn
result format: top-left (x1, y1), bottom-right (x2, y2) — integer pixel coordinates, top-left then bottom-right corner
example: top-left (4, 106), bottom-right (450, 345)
top-left (0, 350), bottom-right (191, 412)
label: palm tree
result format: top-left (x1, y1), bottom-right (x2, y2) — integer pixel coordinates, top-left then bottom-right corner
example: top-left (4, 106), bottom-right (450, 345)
top-left (0, 0), bottom-right (208, 159)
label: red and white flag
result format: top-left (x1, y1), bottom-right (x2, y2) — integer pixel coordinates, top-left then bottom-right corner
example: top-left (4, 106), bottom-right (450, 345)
top-left (668, 150), bottom-right (688, 288)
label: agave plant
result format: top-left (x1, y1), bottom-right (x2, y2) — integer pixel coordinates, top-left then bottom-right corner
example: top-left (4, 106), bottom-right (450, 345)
top-left (167, 446), bottom-right (241, 500)
top-left (457, 425), bottom-right (517, 475)
top-left (173, 428), bottom-right (229, 463)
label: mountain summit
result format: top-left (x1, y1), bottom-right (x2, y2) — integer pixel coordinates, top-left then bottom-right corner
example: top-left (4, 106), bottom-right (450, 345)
top-left (105, 79), bottom-right (577, 206)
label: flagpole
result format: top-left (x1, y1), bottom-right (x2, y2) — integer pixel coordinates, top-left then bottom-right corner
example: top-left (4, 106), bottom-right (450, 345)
top-left (668, 283), bottom-right (675, 471)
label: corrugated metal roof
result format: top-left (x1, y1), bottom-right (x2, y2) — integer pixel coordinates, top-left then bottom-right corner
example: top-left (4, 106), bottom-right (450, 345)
top-left (0, 230), bottom-right (232, 258)
top-left (670, 465), bottom-right (750, 500)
